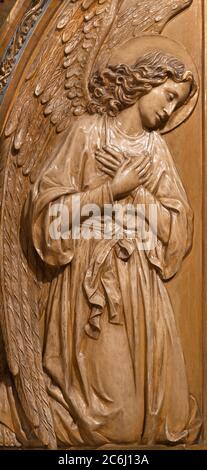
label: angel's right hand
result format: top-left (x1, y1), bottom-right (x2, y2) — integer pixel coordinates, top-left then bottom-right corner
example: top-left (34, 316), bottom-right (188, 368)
top-left (110, 154), bottom-right (152, 200)
top-left (95, 145), bottom-right (125, 177)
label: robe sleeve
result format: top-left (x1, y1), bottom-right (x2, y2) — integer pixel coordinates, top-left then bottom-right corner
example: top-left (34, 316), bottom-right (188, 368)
top-left (134, 133), bottom-right (194, 281)
top-left (26, 119), bottom-right (113, 267)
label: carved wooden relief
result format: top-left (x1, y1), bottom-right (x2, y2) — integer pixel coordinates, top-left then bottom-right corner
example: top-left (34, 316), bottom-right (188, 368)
top-left (0, 0), bottom-right (206, 450)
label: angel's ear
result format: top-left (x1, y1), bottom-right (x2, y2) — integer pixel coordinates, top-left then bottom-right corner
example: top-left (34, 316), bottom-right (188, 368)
top-left (143, 84), bottom-right (154, 92)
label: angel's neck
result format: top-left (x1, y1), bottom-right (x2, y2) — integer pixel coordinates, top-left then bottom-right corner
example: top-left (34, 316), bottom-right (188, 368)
top-left (113, 103), bottom-right (144, 137)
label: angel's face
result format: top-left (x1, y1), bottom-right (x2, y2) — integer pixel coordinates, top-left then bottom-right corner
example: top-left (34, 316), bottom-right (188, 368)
top-left (137, 78), bottom-right (191, 130)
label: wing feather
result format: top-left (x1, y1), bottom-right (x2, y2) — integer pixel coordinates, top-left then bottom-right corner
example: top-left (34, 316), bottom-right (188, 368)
top-left (95, 0), bottom-right (193, 69)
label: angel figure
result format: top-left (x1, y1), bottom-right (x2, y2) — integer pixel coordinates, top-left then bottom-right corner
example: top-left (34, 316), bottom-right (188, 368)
top-left (0, 0), bottom-right (202, 449)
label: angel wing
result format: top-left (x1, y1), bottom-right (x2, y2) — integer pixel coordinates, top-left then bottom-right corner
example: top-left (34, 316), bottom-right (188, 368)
top-left (0, 0), bottom-right (193, 448)
top-left (95, 0), bottom-right (193, 69)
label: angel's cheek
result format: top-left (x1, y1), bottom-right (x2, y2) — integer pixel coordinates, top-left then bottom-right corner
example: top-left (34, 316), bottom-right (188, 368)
top-left (138, 92), bottom-right (161, 130)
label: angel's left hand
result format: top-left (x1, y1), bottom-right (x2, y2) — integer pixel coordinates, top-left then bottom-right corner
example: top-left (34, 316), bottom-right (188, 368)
top-left (95, 145), bottom-right (125, 177)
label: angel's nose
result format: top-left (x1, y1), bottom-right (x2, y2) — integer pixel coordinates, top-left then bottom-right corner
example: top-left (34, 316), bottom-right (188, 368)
top-left (163, 103), bottom-right (176, 118)
top-left (163, 107), bottom-right (170, 118)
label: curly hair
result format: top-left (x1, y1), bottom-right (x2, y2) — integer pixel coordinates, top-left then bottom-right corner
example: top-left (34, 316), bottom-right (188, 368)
top-left (88, 50), bottom-right (197, 116)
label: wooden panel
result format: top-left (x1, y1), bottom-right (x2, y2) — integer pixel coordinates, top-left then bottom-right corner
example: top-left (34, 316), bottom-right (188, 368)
top-left (0, 0), bottom-right (206, 449)
top-left (165, 0), bottom-right (203, 412)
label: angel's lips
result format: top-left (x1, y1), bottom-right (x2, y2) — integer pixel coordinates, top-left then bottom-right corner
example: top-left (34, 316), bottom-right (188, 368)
top-left (156, 112), bottom-right (168, 126)
top-left (155, 113), bottom-right (162, 124)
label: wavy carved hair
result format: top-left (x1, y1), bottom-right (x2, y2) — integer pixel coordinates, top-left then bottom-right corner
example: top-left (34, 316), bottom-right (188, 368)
top-left (88, 50), bottom-right (197, 116)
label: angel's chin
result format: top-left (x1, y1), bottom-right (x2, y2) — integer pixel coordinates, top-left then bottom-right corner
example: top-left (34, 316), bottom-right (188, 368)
top-left (141, 115), bottom-right (159, 132)
top-left (143, 123), bottom-right (160, 132)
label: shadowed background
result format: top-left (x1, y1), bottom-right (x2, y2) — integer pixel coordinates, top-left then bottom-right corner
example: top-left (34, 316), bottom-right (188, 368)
top-left (0, 0), bottom-right (17, 29)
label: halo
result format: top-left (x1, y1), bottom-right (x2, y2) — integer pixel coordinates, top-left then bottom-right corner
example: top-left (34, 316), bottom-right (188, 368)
top-left (107, 35), bottom-right (199, 134)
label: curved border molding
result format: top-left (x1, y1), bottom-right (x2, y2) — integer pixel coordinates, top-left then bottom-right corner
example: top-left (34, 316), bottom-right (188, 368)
top-left (0, 0), bottom-right (50, 102)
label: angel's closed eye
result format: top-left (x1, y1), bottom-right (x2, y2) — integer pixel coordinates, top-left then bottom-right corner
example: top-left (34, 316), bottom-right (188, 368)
top-left (166, 92), bottom-right (176, 102)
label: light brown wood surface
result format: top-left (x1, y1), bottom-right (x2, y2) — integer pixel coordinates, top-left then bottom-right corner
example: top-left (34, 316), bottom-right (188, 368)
top-left (0, 0), bottom-right (206, 449)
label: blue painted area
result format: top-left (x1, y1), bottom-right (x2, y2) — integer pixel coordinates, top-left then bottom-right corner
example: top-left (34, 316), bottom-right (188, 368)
top-left (0, 0), bottom-right (51, 104)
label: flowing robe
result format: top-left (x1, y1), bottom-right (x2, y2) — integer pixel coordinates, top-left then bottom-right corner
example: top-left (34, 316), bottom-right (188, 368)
top-left (0, 114), bottom-right (201, 447)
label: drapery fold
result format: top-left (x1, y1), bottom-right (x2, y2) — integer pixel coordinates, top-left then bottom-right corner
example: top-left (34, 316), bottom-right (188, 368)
top-left (21, 114), bottom-right (201, 446)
